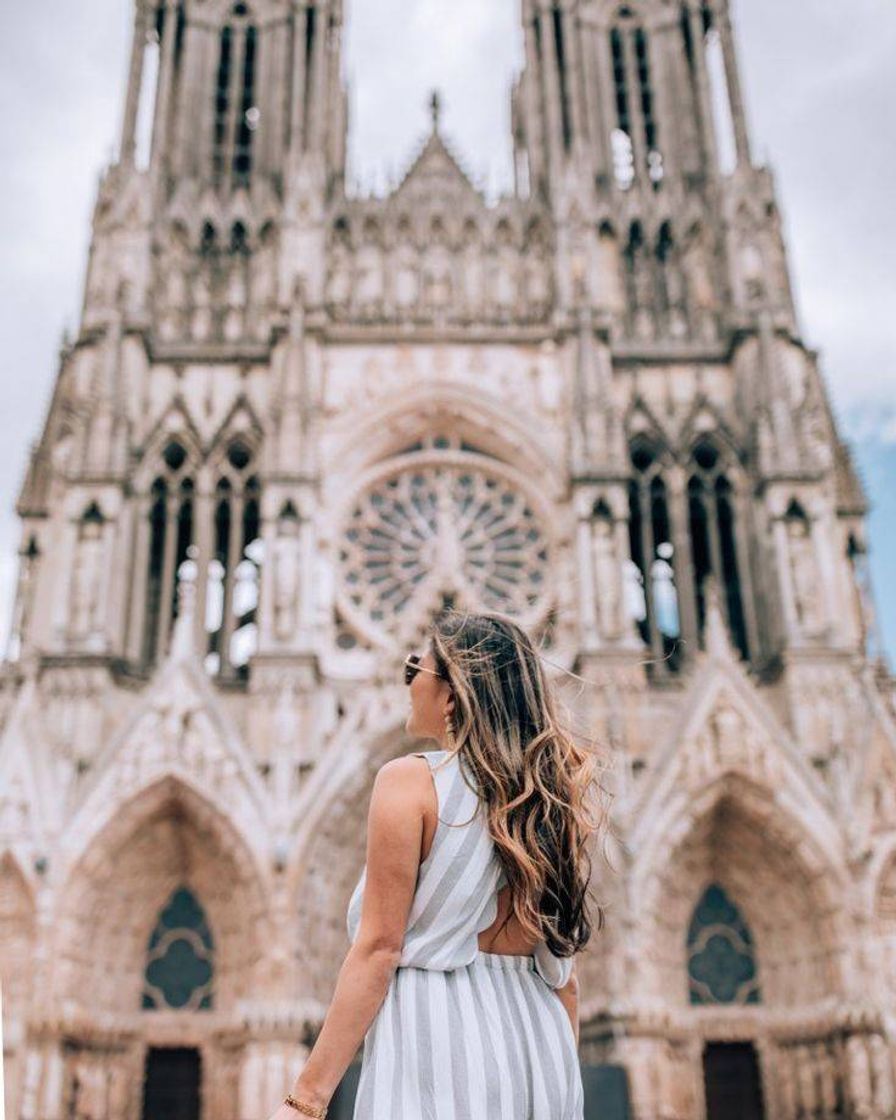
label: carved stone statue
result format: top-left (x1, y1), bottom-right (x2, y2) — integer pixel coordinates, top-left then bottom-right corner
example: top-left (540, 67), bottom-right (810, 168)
top-left (71, 1056), bottom-right (106, 1120)
top-left (493, 230), bottom-right (518, 317)
top-left (191, 268), bottom-right (213, 341)
top-left (355, 235), bottom-right (383, 315)
top-left (591, 515), bottom-right (621, 638)
top-left (461, 227), bottom-right (485, 320)
top-left (70, 514), bottom-right (105, 641)
top-left (682, 223), bottom-right (716, 339)
top-left (273, 512), bottom-right (302, 641)
top-left (524, 246), bottom-right (551, 319)
top-left (423, 240), bottom-right (453, 313)
top-left (223, 261), bottom-right (247, 340)
top-left (325, 240), bottom-right (352, 315)
top-left (250, 229), bottom-right (277, 326)
top-left (787, 514), bottom-right (825, 635)
top-left (393, 240), bottom-right (419, 312)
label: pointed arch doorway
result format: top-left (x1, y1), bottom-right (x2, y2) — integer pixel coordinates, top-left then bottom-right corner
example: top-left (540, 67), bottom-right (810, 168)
top-left (702, 1041), bottom-right (765, 1120)
top-left (142, 1046), bottom-right (201, 1120)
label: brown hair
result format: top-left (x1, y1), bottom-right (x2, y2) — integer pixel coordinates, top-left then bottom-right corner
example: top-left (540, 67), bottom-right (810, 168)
top-left (429, 608), bottom-right (610, 961)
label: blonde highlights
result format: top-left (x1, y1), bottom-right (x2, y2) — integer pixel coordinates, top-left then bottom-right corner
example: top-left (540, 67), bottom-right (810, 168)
top-left (429, 609), bottom-right (610, 961)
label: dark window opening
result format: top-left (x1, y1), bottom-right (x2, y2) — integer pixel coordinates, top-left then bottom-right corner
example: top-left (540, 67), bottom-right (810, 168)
top-left (688, 475), bottom-right (712, 635)
top-left (170, 480), bottom-right (194, 627)
top-left (703, 1042), bottom-right (766, 1120)
top-left (628, 444), bottom-right (682, 675)
top-left (610, 29), bottom-right (630, 134)
top-left (233, 24), bottom-right (257, 186)
top-left (212, 26), bottom-right (233, 183)
top-left (552, 4), bottom-right (573, 151)
top-left (144, 479), bottom-right (168, 665)
top-left (634, 27), bottom-right (663, 185)
top-left (680, 5), bottom-right (694, 70)
top-left (303, 5), bottom-right (316, 147)
top-left (717, 478), bottom-right (747, 658)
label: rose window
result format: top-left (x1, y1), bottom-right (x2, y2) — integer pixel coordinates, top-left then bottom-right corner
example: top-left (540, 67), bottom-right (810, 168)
top-left (337, 461), bottom-right (551, 634)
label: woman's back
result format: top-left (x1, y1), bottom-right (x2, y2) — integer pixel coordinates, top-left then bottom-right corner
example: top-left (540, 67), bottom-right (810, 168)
top-left (346, 748), bottom-right (574, 990)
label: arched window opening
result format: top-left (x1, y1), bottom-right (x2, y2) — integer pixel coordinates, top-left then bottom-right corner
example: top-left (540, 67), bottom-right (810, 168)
top-left (716, 476), bottom-right (747, 656)
top-left (209, 5), bottom-right (258, 190)
top-left (846, 531), bottom-right (878, 658)
top-left (627, 441), bottom-right (682, 674)
top-left (634, 28), bottom-right (663, 186)
top-left (206, 442), bottom-right (261, 679)
top-left (229, 221), bottom-right (249, 256)
top-left (303, 3), bottom-right (317, 146)
top-left (200, 221), bottom-right (218, 259)
top-left (688, 440), bottom-right (748, 659)
top-left (680, 3), bottom-right (694, 70)
top-left (142, 442), bottom-right (194, 667)
top-left (212, 24), bottom-right (233, 184)
top-left (142, 887), bottom-right (214, 1011)
top-left (232, 24), bottom-right (258, 187)
top-left (231, 477), bottom-right (262, 676)
top-left (552, 4), bottom-right (573, 151)
top-left (609, 28), bottom-right (634, 189)
top-left (171, 479), bottom-right (194, 628)
top-left (656, 221), bottom-right (674, 310)
top-left (687, 883), bottom-right (761, 1005)
top-left (144, 479), bottom-right (167, 664)
top-left (623, 221), bottom-right (644, 304)
top-left (7, 535), bottom-right (41, 661)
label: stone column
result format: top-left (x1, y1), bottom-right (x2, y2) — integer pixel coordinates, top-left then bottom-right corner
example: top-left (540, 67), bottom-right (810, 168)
top-left (593, 15), bottom-right (621, 184)
top-left (578, 13), bottom-right (611, 181)
top-left (716, 2), bottom-right (752, 166)
top-left (149, 0), bottom-right (181, 187)
top-left (308, 0), bottom-right (329, 154)
top-left (620, 26), bottom-right (649, 185)
top-left (536, 0), bottom-right (565, 178)
top-left (288, 3), bottom-right (309, 156)
top-left (576, 508), bottom-right (600, 649)
top-left (126, 494), bottom-right (152, 663)
top-left (192, 474), bottom-right (214, 654)
top-left (561, 5), bottom-right (586, 154)
top-left (119, 4), bottom-right (149, 165)
top-left (667, 465), bottom-right (699, 656)
top-left (684, 0), bottom-right (718, 176)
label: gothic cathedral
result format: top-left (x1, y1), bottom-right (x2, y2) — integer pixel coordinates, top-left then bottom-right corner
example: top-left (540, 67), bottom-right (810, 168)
top-left (2, 1), bottom-right (895, 1118)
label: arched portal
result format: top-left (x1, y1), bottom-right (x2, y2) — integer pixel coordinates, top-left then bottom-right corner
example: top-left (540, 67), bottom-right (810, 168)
top-left (54, 775), bottom-right (270, 1017)
top-left (641, 778), bottom-right (843, 1008)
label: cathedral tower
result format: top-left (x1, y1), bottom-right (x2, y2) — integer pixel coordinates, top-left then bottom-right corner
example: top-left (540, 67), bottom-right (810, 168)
top-left (2, 1), bottom-right (894, 1118)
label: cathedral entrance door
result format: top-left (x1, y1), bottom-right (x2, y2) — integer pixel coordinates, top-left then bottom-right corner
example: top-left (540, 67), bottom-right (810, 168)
top-left (702, 1041), bottom-right (765, 1120)
top-left (141, 1046), bottom-right (201, 1120)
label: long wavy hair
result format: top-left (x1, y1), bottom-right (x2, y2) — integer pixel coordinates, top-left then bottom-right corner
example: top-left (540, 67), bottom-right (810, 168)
top-left (428, 608), bottom-right (611, 961)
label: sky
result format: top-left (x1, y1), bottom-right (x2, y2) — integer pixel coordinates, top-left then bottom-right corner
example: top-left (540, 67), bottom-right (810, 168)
top-left (0, 0), bottom-right (894, 660)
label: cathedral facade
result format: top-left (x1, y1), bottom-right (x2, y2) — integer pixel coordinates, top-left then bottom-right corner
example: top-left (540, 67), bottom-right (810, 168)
top-left (2, 0), bottom-right (895, 1117)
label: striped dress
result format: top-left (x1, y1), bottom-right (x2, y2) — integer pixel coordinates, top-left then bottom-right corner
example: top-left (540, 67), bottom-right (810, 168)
top-left (346, 748), bottom-right (585, 1119)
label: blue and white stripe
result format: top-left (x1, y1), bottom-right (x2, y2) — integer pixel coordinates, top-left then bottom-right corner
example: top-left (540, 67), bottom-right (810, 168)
top-left (346, 749), bottom-right (584, 1119)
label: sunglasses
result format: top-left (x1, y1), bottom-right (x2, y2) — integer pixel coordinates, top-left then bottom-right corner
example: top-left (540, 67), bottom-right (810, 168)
top-left (404, 653), bottom-right (446, 686)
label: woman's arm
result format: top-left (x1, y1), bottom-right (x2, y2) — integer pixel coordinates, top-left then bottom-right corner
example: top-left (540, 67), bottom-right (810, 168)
top-left (285, 756), bottom-right (430, 1110)
top-left (554, 962), bottom-right (580, 1046)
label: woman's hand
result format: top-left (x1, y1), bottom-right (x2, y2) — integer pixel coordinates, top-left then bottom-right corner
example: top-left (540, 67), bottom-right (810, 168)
top-left (264, 1106), bottom-right (303, 1120)
top-left (265, 1080), bottom-right (331, 1120)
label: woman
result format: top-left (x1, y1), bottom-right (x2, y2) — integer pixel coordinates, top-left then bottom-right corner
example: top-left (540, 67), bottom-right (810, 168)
top-left (270, 609), bottom-right (607, 1119)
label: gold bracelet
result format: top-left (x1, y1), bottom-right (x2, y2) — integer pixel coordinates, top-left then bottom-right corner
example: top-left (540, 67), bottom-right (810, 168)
top-left (283, 1093), bottom-right (327, 1118)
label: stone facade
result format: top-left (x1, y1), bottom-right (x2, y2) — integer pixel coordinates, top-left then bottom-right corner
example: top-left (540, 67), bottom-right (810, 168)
top-left (1, 0), bottom-right (895, 1117)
